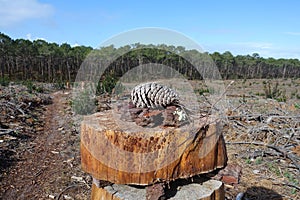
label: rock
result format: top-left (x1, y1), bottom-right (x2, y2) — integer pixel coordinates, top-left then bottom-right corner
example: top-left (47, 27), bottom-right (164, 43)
top-left (146, 183), bottom-right (165, 200)
top-left (213, 164), bottom-right (242, 185)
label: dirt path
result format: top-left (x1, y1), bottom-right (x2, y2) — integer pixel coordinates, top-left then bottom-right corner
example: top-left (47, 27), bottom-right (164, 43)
top-left (1, 91), bottom-right (91, 200)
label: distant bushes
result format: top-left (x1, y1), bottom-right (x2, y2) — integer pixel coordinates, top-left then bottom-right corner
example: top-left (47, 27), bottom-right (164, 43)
top-left (0, 76), bottom-right (9, 86)
top-left (22, 80), bottom-right (45, 93)
top-left (96, 74), bottom-right (125, 95)
top-left (263, 81), bottom-right (286, 102)
top-left (71, 89), bottom-right (97, 115)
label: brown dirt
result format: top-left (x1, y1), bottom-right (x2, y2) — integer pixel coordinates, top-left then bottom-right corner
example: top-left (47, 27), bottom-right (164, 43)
top-left (0, 91), bottom-right (91, 200)
top-left (0, 78), bottom-right (299, 200)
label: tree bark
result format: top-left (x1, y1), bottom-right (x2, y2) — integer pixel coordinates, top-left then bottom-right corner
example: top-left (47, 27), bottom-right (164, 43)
top-left (81, 110), bottom-right (227, 185)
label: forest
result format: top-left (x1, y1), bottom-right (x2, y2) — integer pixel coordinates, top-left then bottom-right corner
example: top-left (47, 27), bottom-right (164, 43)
top-left (1, 32), bottom-right (300, 85)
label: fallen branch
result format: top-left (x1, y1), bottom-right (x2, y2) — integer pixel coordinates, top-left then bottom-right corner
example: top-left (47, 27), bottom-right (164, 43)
top-left (6, 101), bottom-right (26, 116)
top-left (212, 80), bottom-right (235, 112)
top-left (0, 129), bottom-right (14, 136)
top-left (56, 183), bottom-right (86, 200)
top-left (227, 141), bottom-right (300, 172)
top-left (227, 114), bottom-right (300, 124)
top-left (273, 182), bottom-right (300, 191)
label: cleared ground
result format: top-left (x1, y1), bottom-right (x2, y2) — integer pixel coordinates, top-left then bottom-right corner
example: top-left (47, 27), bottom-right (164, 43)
top-left (0, 78), bottom-right (299, 199)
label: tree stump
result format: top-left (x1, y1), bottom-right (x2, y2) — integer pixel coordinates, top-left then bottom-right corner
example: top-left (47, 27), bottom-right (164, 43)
top-left (81, 107), bottom-right (227, 199)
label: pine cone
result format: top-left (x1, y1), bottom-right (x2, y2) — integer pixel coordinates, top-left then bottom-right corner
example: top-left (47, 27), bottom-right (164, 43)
top-left (131, 82), bottom-right (179, 108)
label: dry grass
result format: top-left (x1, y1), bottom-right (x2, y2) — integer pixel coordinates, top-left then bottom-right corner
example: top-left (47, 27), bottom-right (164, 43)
top-left (207, 78), bottom-right (300, 200)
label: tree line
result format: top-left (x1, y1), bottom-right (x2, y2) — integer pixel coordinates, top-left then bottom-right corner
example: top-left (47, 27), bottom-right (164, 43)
top-left (0, 32), bottom-right (92, 83)
top-left (1, 32), bottom-right (300, 84)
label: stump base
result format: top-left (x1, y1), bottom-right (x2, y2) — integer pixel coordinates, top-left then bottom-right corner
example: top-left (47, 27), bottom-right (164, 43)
top-left (91, 178), bottom-right (225, 200)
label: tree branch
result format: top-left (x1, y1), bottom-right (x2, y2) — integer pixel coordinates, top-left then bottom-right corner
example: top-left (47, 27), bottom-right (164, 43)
top-left (227, 141), bottom-right (300, 172)
top-left (0, 129), bottom-right (14, 136)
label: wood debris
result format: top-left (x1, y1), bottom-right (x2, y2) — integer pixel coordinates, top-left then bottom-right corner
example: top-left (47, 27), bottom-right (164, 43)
top-left (0, 84), bottom-right (52, 173)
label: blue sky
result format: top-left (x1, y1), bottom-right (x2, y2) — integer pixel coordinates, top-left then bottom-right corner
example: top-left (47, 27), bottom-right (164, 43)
top-left (1, 0), bottom-right (300, 58)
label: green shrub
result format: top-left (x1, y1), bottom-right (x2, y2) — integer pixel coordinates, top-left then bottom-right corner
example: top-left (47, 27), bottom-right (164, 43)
top-left (195, 88), bottom-right (210, 95)
top-left (255, 92), bottom-right (265, 96)
top-left (96, 74), bottom-right (120, 95)
top-left (53, 81), bottom-right (65, 90)
top-left (0, 76), bottom-right (10, 86)
top-left (72, 90), bottom-right (97, 115)
top-left (263, 81), bottom-right (282, 99)
top-left (291, 90), bottom-right (298, 99)
top-left (255, 157), bottom-right (263, 165)
top-left (276, 94), bottom-right (287, 102)
top-left (22, 80), bottom-right (35, 93)
top-left (35, 85), bottom-right (45, 93)
top-left (22, 80), bottom-right (44, 93)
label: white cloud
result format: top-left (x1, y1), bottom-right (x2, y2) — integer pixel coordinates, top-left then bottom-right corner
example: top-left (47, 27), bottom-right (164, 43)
top-left (233, 42), bottom-right (273, 50)
top-left (0, 0), bottom-right (54, 27)
top-left (26, 33), bottom-right (32, 40)
top-left (204, 42), bottom-right (300, 59)
top-left (26, 33), bottom-right (47, 41)
top-left (71, 43), bottom-right (80, 47)
top-left (71, 42), bottom-right (80, 47)
top-left (284, 32), bottom-right (300, 36)
top-left (204, 42), bottom-right (274, 55)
